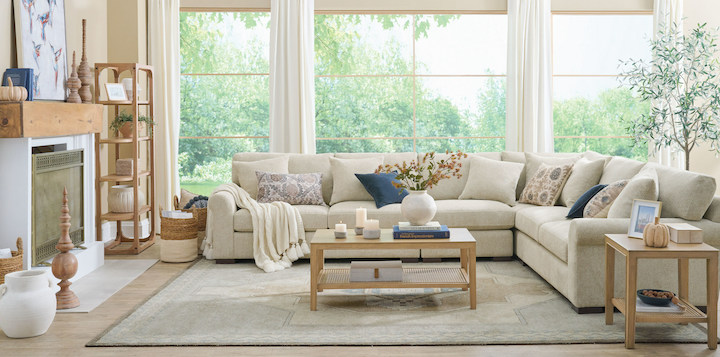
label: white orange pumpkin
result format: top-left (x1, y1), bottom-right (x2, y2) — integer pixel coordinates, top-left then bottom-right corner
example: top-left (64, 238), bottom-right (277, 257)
top-left (0, 78), bottom-right (28, 102)
top-left (643, 217), bottom-right (669, 248)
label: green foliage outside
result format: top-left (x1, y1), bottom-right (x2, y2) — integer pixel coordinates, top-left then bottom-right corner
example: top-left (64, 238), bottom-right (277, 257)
top-left (179, 12), bottom-right (649, 196)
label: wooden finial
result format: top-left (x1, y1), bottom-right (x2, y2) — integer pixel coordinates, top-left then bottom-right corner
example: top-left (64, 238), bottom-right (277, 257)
top-left (52, 187), bottom-right (80, 309)
top-left (66, 51), bottom-right (81, 103)
top-left (78, 19), bottom-right (92, 103)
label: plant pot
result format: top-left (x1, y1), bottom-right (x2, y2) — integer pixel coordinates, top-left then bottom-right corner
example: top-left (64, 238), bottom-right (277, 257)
top-left (400, 190), bottom-right (437, 226)
top-left (0, 270), bottom-right (56, 338)
top-left (108, 184), bottom-right (146, 213)
top-left (118, 121), bottom-right (146, 138)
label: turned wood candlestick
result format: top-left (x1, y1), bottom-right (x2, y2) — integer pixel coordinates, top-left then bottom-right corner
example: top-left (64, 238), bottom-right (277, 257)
top-left (52, 187), bottom-right (80, 309)
top-left (78, 19), bottom-right (92, 103)
top-left (66, 51), bottom-right (81, 103)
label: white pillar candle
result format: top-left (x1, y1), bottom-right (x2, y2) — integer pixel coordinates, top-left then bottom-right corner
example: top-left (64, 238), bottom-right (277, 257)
top-left (365, 219), bottom-right (379, 230)
top-left (335, 222), bottom-right (347, 233)
top-left (355, 208), bottom-right (366, 227)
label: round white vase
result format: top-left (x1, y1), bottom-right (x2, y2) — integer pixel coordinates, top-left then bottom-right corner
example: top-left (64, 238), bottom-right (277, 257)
top-left (0, 270), bottom-right (56, 338)
top-left (400, 190), bottom-right (437, 226)
top-left (108, 184), bottom-right (146, 213)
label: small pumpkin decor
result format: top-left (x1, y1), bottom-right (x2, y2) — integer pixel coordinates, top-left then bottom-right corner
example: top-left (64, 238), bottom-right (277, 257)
top-left (643, 217), bottom-right (669, 248)
top-left (0, 78), bottom-right (28, 102)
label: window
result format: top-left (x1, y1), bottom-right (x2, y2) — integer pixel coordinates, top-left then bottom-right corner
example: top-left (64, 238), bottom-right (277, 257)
top-left (552, 14), bottom-right (652, 160)
top-left (314, 14), bottom-right (507, 153)
top-left (179, 11), bottom-right (270, 195)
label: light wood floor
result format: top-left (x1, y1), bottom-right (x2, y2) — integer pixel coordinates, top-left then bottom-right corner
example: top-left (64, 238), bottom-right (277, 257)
top-left (3, 244), bottom-right (720, 357)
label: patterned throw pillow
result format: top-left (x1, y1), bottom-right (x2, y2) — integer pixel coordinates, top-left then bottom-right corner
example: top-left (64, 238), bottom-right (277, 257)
top-left (255, 172), bottom-right (325, 206)
top-left (583, 180), bottom-right (628, 218)
top-left (519, 163), bottom-right (573, 206)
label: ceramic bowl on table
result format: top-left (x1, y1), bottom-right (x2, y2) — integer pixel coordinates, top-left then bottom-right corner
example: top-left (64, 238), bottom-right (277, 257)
top-left (637, 289), bottom-right (674, 306)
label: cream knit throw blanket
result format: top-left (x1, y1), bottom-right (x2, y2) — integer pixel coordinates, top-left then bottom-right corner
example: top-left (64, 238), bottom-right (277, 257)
top-left (204, 183), bottom-right (310, 272)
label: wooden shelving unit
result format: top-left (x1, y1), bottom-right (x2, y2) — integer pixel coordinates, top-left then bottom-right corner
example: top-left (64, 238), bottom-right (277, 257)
top-left (94, 63), bottom-right (156, 255)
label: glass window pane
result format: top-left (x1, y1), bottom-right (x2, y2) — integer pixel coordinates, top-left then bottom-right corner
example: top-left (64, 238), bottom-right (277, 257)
top-left (179, 138), bottom-right (269, 195)
top-left (416, 77), bottom-right (506, 137)
top-left (416, 138), bottom-right (504, 153)
top-left (315, 14), bottom-right (413, 75)
top-left (180, 12), bottom-right (270, 74)
top-left (553, 15), bottom-right (652, 75)
top-left (180, 75), bottom-right (269, 137)
top-left (553, 77), bottom-right (648, 137)
top-left (315, 77), bottom-right (413, 138)
top-left (415, 15), bottom-right (507, 75)
top-left (555, 138), bottom-right (646, 161)
top-left (317, 139), bottom-right (413, 153)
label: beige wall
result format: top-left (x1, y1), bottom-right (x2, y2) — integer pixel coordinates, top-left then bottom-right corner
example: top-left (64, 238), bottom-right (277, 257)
top-left (685, 0), bottom-right (720, 188)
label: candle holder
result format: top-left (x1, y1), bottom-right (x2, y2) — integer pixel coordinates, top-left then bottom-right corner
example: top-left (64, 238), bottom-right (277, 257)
top-left (354, 227), bottom-right (364, 235)
top-left (334, 231), bottom-right (347, 239)
top-left (362, 228), bottom-right (381, 239)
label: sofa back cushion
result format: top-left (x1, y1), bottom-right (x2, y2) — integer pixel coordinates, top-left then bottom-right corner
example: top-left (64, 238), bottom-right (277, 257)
top-left (232, 156), bottom-right (289, 199)
top-left (329, 157), bottom-right (384, 205)
top-left (598, 156), bottom-right (645, 184)
top-left (607, 166), bottom-right (658, 218)
top-left (426, 152), bottom-right (501, 200)
top-left (646, 163), bottom-right (717, 220)
top-left (559, 157), bottom-right (605, 207)
top-left (501, 151), bottom-right (581, 199)
top-left (288, 153), bottom-right (333, 204)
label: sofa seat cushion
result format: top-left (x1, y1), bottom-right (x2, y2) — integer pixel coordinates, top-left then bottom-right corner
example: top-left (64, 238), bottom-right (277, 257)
top-left (433, 200), bottom-right (516, 230)
top-left (328, 201), bottom-right (403, 229)
top-left (538, 220), bottom-right (571, 263)
top-left (515, 206), bottom-right (570, 239)
top-left (234, 205), bottom-right (329, 232)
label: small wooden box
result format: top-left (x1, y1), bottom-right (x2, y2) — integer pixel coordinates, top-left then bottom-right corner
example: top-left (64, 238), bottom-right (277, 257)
top-left (116, 158), bottom-right (133, 176)
top-left (350, 260), bottom-right (402, 282)
top-left (666, 223), bottom-right (703, 244)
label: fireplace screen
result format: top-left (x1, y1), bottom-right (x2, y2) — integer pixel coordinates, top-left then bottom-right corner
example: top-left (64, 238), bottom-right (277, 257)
top-left (32, 149), bottom-right (84, 266)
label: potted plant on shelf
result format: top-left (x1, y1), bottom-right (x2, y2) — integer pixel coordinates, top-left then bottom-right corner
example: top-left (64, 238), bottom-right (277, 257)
top-left (375, 150), bottom-right (467, 226)
top-left (110, 111), bottom-right (155, 138)
top-left (620, 23), bottom-right (720, 170)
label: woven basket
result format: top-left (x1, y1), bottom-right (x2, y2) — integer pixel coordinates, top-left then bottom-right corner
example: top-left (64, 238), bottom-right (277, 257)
top-left (174, 195), bottom-right (207, 231)
top-left (0, 238), bottom-right (23, 284)
top-left (161, 214), bottom-right (199, 241)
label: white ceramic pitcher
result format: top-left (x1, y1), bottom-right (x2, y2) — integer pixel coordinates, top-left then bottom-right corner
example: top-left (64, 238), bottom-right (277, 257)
top-left (0, 270), bottom-right (56, 338)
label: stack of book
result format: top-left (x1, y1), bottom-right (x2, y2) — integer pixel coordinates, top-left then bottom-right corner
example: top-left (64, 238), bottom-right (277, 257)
top-left (392, 221), bottom-right (450, 239)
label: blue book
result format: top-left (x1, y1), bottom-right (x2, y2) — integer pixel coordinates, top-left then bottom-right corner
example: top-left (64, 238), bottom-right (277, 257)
top-left (393, 225), bottom-right (450, 239)
top-left (2, 68), bottom-right (34, 101)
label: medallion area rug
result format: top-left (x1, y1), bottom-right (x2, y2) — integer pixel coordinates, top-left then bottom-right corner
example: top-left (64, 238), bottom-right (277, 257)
top-left (88, 259), bottom-right (713, 346)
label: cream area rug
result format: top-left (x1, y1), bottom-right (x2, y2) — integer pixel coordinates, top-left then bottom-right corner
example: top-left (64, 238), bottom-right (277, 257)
top-left (88, 259), bottom-right (711, 346)
top-left (57, 259), bottom-right (158, 313)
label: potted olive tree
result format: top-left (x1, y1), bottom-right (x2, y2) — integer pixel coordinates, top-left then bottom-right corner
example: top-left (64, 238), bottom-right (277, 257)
top-left (110, 111), bottom-right (155, 138)
top-left (621, 23), bottom-right (720, 170)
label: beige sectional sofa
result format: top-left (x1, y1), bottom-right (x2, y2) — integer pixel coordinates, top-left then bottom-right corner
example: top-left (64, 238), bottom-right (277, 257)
top-left (206, 151), bottom-right (720, 311)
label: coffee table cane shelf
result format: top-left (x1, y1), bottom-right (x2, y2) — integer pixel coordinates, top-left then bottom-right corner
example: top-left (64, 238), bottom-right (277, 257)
top-left (604, 234), bottom-right (718, 349)
top-left (310, 228), bottom-right (476, 311)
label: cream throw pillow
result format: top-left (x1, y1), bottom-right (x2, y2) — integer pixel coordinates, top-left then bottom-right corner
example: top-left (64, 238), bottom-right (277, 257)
top-left (599, 157), bottom-right (646, 184)
top-left (329, 157), bottom-right (383, 205)
top-left (233, 156), bottom-right (289, 199)
top-left (459, 156), bottom-right (524, 206)
top-left (583, 180), bottom-right (628, 218)
top-left (607, 167), bottom-right (659, 218)
top-left (519, 163), bottom-right (573, 206)
top-left (559, 158), bottom-right (605, 207)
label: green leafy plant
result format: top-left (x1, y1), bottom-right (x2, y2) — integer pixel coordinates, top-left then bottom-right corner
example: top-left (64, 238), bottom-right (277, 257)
top-left (110, 111), bottom-right (156, 133)
top-left (620, 23), bottom-right (720, 170)
top-left (375, 151), bottom-right (467, 191)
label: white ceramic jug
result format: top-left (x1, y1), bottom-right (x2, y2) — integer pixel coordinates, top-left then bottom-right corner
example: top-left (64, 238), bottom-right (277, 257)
top-left (0, 270), bottom-right (56, 338)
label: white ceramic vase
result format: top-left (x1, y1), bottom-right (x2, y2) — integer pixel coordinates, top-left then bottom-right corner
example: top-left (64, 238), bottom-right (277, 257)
top-left (0, 270), bottom-right (56, 338)
top-left (108, 184), bottom-right (146, 213)
top-left (400, 190), bottom-right (437, 226)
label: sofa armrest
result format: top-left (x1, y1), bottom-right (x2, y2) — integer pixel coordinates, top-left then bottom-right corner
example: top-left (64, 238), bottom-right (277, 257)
top-left (205, 190), bottom-right (238, 259)
top-left (704, 196), bottom-right (720, 223)
top-left (568, 218), bottom-right (630, 247)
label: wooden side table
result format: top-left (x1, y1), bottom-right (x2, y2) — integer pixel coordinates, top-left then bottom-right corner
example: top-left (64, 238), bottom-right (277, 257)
top-left (605, 234), bottom-right (718, 349)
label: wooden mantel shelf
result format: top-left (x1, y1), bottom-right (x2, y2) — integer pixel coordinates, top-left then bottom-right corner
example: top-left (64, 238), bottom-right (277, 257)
top-left (0, 101), bottom-right (103, 138)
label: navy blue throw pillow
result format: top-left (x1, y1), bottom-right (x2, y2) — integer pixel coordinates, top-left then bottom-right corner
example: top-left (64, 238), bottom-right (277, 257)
top-left (566, 184), bottom-right (607, 219)
top-left (355, 172), bottom-right (408, 208)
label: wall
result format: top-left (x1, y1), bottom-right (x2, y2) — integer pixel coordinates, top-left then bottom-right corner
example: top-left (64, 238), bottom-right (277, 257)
top-left (685, 0), bottom-right (720, 188)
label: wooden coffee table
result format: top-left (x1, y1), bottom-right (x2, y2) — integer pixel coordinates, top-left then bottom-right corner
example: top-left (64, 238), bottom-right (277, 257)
top-left (605, 234), bottom-right (719, 349)
top-left (310, 228), bottom-right (476, 311)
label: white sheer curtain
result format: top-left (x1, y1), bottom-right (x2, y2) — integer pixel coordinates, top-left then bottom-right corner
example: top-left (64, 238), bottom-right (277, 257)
top-left (269, 0), bottom-right (316, 154)
top-left (652, 0), bottom-right (684, 169)
top-left (148, 0), bottom-right (181, 225)
top-left (506, 0), bottom-right (553, 153)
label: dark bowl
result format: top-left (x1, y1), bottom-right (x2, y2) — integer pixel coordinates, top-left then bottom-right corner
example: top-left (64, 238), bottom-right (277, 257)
top-left (637, 289), bottom-right (673, 306)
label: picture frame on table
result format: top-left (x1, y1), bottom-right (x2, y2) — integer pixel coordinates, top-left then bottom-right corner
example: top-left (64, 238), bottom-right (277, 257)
top-left (105, 83), bottom-right (128, 102)
top-left (13, 0), bottom-right (68, 101)
top-left (628, 199), bottom-right (663, 238)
